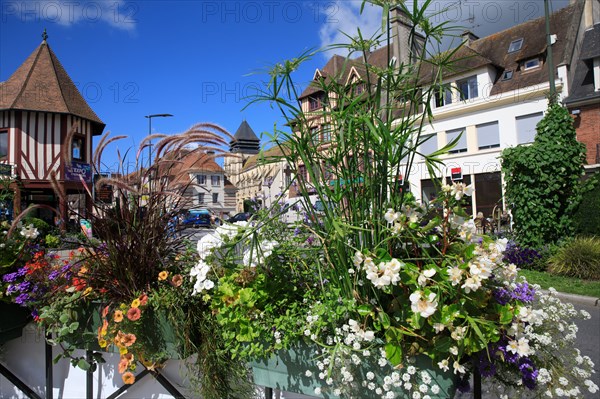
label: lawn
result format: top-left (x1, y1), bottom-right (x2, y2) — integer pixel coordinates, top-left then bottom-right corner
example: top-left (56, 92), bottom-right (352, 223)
top-left (520, 269), bottom-right (600, 298)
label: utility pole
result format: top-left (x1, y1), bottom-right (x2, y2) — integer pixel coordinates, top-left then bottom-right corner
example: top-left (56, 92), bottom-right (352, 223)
top-left (544, 0), bottom-right (556, 101)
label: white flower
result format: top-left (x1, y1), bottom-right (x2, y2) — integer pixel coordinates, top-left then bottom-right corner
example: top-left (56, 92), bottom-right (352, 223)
top-left (366, 371), bottom-right (375, 380)
top-left (453, 361), bottom-right (466, 374)
top-left (450, 182), bottom-right (474, 200)
top-left (447, 266), bottom-right (463, 286)
top-left (197, 232), bottom-right (223, 259)
top-left (409, 291), bottom-right (438, 318)
top-left (461, 275), bottom-right (482, 293)
top-left (385, 208), bottom-right (400, 224)
top-left (353, 251), bottom-right (364, 267)
top-left (20, 224), bottom-right (39, 240)
top-left (430, 385), bottom-right (440, 394)
top-left (417, 268), bottom-right (436, 286)
top-left (433, 323), bottom-right (446, 333)
top-left (449, 346), bottom-right (459, 356)
top-left (451, 326), bottom-right (467, 341)
top-left (314, 387), bottom-right (322, 395)
top-left (437, 359), bottom-right (449, 372)
top-left (305, 370), bottom-right (313, 377)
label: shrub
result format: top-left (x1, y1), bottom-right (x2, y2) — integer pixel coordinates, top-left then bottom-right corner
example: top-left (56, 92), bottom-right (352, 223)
top-left (548, 237), bottom-right (600, 280)
top-left (572, 174), bottom-right (600, 236)
top-left (44, 234), bottom-right (61, 248)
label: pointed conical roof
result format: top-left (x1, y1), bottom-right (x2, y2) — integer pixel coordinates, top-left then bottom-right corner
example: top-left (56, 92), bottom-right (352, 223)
top-left (230, 120), bottom-right (259, 154)
top-left (233, 120), bottom-right (259, 141)
top-left (0, 37), bottom-right (105, 134)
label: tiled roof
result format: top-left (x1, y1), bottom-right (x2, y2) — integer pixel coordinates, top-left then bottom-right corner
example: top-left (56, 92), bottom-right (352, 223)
top-left (0, 39), bottom-right (105, 133)
top-left (158, 149), bottom-right (224, 186)
top-left (242, 144), bottom-right (289, 171)
top-left (301, 2), bottom-right (583, 99)
top-left (580, 23), bottom-right (600, 60)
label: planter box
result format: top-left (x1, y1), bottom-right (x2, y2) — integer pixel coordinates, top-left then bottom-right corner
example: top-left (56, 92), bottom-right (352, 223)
top-left (251, 342), bottom-right (456, 399)
top-left (0, 302), bottom-right (31, 345)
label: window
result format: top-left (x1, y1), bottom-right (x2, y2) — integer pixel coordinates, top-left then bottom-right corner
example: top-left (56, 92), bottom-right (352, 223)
top-left (446, 128), bottom-right (467, 154)
top-left (421, 179), bottom-right (440, 204)
top-left (508, 38), bottom-right (523, 53)
top-left (419, 133), bottom-right (438, 158)
top-left (523, 58), bottom-right (540, 70)
top-left (321, 124), bottom-right (332, 142)
top-left (196, 175), bottom-right (206, 185)
top-left (457, 76), bottom-right (478, 100)
top-left (297, 164), bottom-right (308, 183)
top-left (198, 193), bottom-right (205, 204)
top-left (310, 126), bottom-right (319, 143)
top-left (308, 93), bottom-right (325, 110)
top-left (476, 121), bottom-right (500, 150)
top-left (212, 193), bottom-right (219, 204)
top-left (516, 112), bottom-right (543, 144)
top-left (435, 86), bottom-right (453, 107)
top-left (0, 130), bottom-right (7, 158)
top-left (72, 137), bottom-right (83, 161)
top-left (502, 70), bottom-right (513, 81)
top-left (211, 175), bottom-right (220, 186)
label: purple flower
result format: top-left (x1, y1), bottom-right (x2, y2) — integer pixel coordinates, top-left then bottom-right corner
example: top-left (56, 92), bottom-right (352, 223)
top-left (48, 270), bottom-right (60, 280)
top-left (478, 353), bottom-right (497, 378)
top-left (512, 282), bottom-right (535, 303)
top-left (293, 227), bottom-right (301, 236)
top-left (493, 287), bottom-right (511, 305)
top-left (6, 284), bottom-right (19, 294)
top-left (2, 272), bottom-right (18, 283)
top-left (18, 281), bottom-right (32, 293)
top-left (456, 375), bottom-right (471, 393)
top-left (518, 357), bottom-right (538, 389)
top-left (14, 293), bottom-right (30, 305)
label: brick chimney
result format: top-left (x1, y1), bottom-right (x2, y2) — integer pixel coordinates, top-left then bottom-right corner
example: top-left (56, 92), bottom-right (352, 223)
top-left (461, 30), bottom-right (479, 45)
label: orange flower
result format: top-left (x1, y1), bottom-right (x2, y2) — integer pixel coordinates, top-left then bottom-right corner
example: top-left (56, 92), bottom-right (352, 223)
top-left (101, 305), bottom-right (110, 318)
top-left (78, 266), bottom-right (88, 276)
top-left (131, 298), bottom-right (141, 308)
top-left (118, 358), bottom-right (129, 374)
top-left (127, 307), bottom-right (141, 321)
top-left (171, 274), bottom-right (183, 287)
top-left (98, 319), bottom-right (108, 338)
top-left (114, 310), bottom-right (124, 322)
top-left (121, 333), bottom-right (136, 347)
top-left (122, 371), bottom-right (135, 384)
top-left (122, 353), bottom-right (134, 364)
top-left (138, 294), bottom-right (148, 306)
top-left (158, 271), bottom-right (168, 281)
top-left (72, 277), bottom-right (86, 291)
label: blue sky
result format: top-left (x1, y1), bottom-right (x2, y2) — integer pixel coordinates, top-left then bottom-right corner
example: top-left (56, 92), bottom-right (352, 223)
top-left (1, 0), bottom-right (569, 171)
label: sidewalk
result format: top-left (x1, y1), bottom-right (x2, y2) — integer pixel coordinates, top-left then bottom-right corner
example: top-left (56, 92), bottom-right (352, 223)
top-left (550, 290), bottom-right (600, 306)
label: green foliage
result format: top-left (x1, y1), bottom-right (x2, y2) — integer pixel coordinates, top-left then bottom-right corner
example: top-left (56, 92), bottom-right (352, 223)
top-left (45, 234), bottom-right (61, 248)
top-left (501, 102), bottom-right (586, 247)
top-left (572, 173), bottom-right (600, 236)
top-left (547, 236), bottom-right (600, 280)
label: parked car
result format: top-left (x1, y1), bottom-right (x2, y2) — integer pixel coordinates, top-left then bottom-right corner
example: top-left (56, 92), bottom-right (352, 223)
top-left (181, 209), bottom-right (212, 228)
top-left (226, 212), bottom-right (252, 223)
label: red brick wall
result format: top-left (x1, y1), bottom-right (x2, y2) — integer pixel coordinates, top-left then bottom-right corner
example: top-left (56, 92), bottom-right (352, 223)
top-left (572, 102), bottom-right (600, 165)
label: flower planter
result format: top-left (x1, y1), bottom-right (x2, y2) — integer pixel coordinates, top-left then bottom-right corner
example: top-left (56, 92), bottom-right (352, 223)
top-left (0, 302), bottom-right (31, 345)
top-left (250, 342), bottom-right (456, 399)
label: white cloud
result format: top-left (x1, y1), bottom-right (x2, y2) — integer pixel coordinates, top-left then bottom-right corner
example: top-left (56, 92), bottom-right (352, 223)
top-left (317, 0), bottom-right (382, 59)
top-left (9, 1), bottom-right (137, 31)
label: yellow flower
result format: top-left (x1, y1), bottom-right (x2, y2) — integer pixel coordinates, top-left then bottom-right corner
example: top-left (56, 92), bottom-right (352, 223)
top-left (158, 271), bottom-right (169, 281)
top-left (119, 346), bottom-right (128, 355)
top-left (83, 287), bottom-right (93, 296)
top-left (98, 338), bottom-right (108, 348)
top-left (131, 298), bottom-right (141, 308)
top-left (114, 310), bottom-right (124, 323)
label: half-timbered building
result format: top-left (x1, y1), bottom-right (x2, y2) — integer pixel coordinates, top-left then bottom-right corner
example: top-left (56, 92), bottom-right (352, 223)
top-left (0, 32), bottom-right (105, 224)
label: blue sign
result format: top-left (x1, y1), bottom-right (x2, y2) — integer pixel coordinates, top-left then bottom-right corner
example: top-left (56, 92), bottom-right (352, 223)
top-left (66, 161), bottom-right (92, 183)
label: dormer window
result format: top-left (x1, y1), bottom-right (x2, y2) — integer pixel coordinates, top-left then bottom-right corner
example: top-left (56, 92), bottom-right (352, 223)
top-left (523, 58), bottom-right (540, 71)
top-left (435, 86), bottom-right (453, 108)
top-left (508, 38), bottom-right (523, 53)
top-left (457, 75), bottom-right (478, 101)
top-left (308, 93), bottom-right (326, 111)
top-left (502, 70), bottom-right (513, 81)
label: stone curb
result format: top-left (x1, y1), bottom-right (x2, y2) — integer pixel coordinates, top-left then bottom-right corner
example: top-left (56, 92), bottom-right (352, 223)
top-left (548, 290), bottom-right (600, 307)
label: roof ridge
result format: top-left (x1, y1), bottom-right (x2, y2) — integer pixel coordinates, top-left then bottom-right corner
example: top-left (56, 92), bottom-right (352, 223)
top-left (11, 41), bottom-right (44, 109)
top-left (45, 42), bottom-right (70, 113)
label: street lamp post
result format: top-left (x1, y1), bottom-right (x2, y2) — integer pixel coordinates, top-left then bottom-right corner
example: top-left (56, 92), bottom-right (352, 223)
top-left (144, 113), bottom-right (173, 168)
